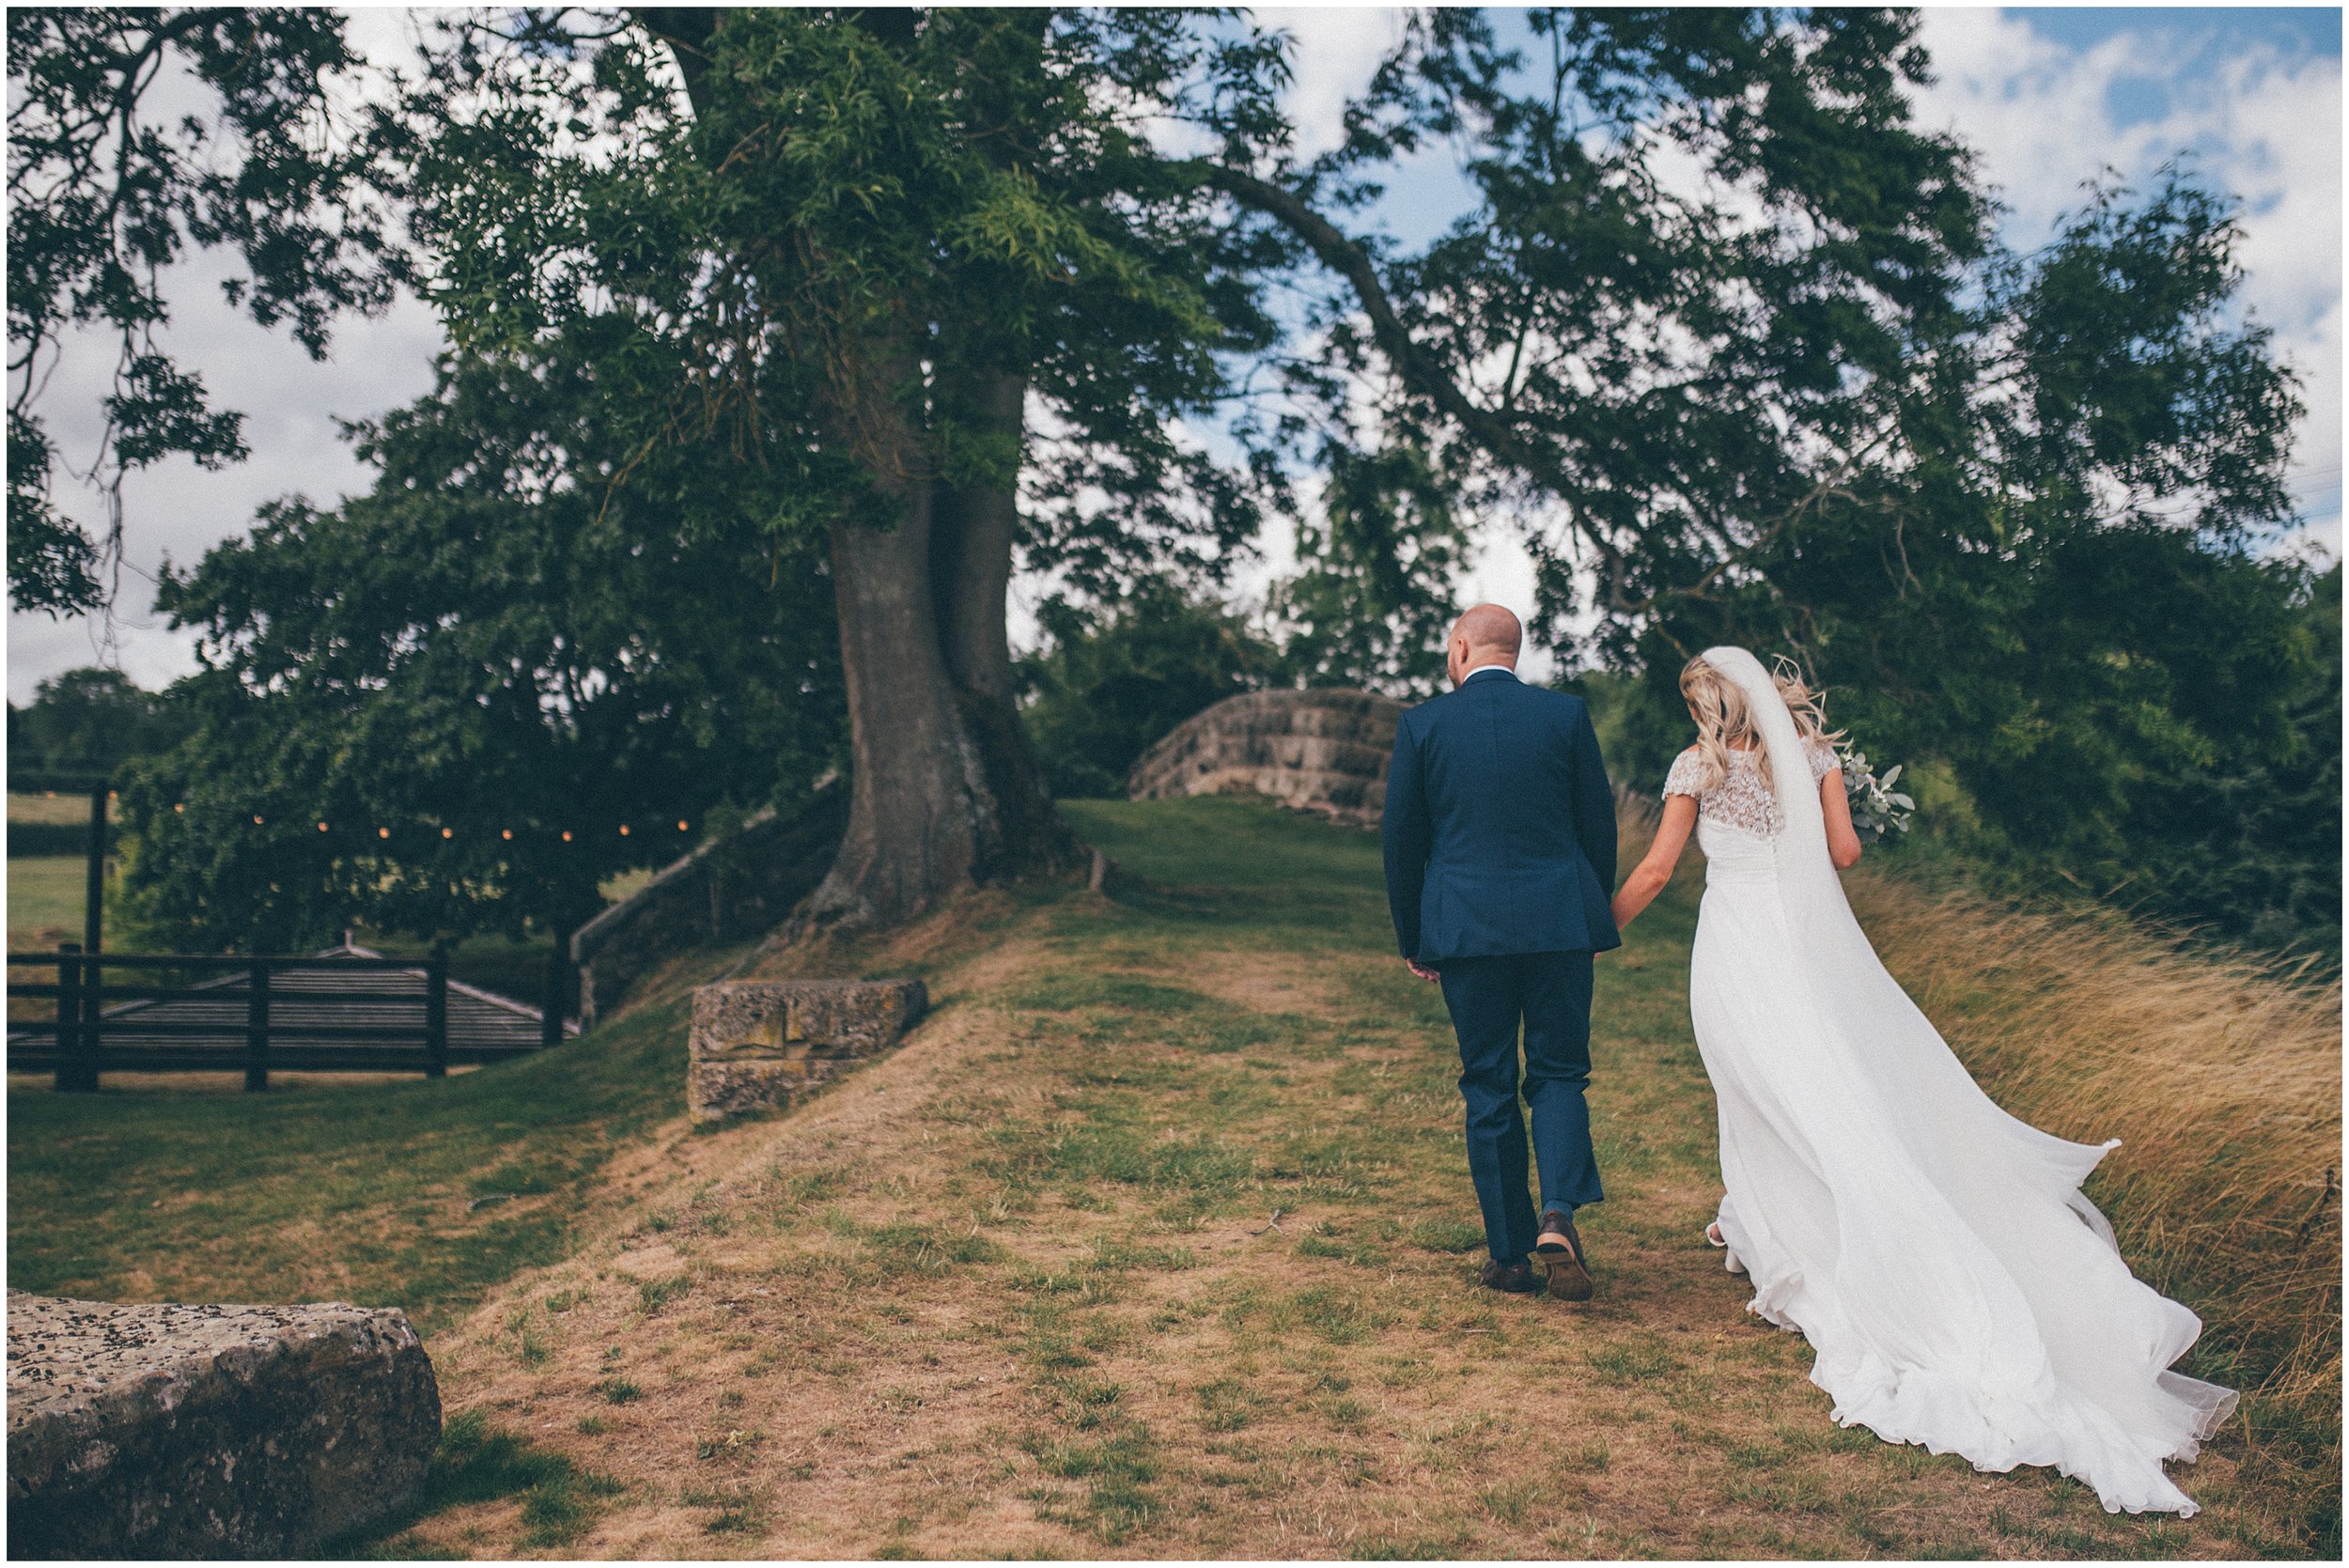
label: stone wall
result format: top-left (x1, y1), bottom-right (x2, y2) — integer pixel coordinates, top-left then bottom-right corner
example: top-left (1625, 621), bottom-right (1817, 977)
top-left (570, 782), bottom-right (847, 1028)
top-left (7, 1292), bottom-right (441, 1558)
top-left (687, 978), bottom-right (927, 1124)
top-left (1126, 688), bottom-right (1404, 828)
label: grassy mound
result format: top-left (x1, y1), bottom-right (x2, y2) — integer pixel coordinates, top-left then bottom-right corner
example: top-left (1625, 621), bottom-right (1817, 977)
top-left (7, 966), bottom-right (701, 1337)
top-left (8, 798), bottom-right (2336, 1557)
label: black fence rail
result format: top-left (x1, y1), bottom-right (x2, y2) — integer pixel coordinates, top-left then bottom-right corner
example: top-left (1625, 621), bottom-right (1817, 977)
top-left (6, 949), bottom-right (561, 1090)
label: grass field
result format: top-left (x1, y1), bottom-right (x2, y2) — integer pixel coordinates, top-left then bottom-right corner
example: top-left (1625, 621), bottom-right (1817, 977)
top-left (5, 854), bottom-right (106, 945)
top-left (6, 799), bottom-right (2335, 1558)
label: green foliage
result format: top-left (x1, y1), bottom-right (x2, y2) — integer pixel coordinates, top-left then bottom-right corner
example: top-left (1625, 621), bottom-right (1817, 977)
top-left (2131, 564), bottom-right (2340, 958)
top-left (395, 8), bottom-right (1292, 587)
top-left (1271, 443), bottom-right (1469, 697)
top-left (1914, 562), bottom-right (2340, 962)
top-left (1017, 588), bottom-right (1286, 799)
top-left (1577, 669), bottom-right (1690, 796)
top-left (6, 667), bottom-right (195, 784)
top-left (117, 344), bottom-right (844, 952)
top-left (7, 8), bottom-right (406, 613)
top-left (1252, 11), bottom-right (2318, 952)
top-left (12, 8), bottom-right (2327, 962)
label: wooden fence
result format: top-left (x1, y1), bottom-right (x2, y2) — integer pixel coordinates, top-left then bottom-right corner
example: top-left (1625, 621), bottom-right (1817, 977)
top-left (6, 947), bottom-right (565, 1090)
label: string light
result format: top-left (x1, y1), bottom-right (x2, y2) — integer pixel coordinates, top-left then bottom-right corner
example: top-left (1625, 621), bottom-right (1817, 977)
top-left (113, 807), bottom-right (708, 838)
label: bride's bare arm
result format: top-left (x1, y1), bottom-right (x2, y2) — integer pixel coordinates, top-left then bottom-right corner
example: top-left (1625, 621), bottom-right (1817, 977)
top-left (1610, 794), bottom-right (1698, 930)
top-left (1820, 768), bottom-right (1862, 869)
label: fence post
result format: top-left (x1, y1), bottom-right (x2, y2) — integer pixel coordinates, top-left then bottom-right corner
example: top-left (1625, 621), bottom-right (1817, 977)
top-left (245, 961), bottom-right (271, 1093)
top-left (84, 782), bottom-right (107, 959)
top-left (541, 924), bottom-right (569, 1051)
top-left (55, 943), bottom-right (86, 1093)
top-left (425, 948), bottom-right (448, 1079)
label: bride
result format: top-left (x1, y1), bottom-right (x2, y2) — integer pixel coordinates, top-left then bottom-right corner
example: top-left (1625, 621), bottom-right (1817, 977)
top-left (1607, 645), bottom-right (2237, 1516)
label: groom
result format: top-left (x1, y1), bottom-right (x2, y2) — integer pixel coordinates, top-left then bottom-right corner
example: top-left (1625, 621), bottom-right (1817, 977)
top-left (1381, 605), bottom-right (1621, 1300)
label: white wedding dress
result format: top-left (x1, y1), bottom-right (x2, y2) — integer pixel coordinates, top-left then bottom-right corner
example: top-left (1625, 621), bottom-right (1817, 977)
top-left (1670, 646), bottom-right (2237, 1516)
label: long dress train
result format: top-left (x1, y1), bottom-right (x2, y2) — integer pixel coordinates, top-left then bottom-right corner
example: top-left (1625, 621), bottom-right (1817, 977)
top-left (1677, 646), bottom-right (2236, 1516)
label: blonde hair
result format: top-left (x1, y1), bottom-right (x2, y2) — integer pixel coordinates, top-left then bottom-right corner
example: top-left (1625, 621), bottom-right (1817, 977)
top-left (1678, 653), bottom-right (1845, 794)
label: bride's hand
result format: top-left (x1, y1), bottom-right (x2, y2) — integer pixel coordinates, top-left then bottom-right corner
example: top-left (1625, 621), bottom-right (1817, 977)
top-left (1613, 795), bottom-right (1698, 929)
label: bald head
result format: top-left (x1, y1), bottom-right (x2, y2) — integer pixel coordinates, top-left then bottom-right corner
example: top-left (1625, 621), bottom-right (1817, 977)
top-left (1447, 603), bottom-right (1522, 686)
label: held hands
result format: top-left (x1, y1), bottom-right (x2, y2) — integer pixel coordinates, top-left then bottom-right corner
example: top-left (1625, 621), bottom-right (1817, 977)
top-left (1405, 958), bottom-right (1441, 984)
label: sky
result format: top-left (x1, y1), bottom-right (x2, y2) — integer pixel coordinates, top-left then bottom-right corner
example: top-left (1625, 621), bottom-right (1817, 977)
top-left (9, 5), bottom-right (2341, 702)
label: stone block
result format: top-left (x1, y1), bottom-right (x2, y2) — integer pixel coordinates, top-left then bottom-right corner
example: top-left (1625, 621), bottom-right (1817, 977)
top-left (7, 1291), bottom-right (441, 1558)
top-left (687, 979), bottom-right (926, 1123)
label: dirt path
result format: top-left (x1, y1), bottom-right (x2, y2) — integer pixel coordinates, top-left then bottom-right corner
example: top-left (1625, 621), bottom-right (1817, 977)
top-left (392, 802), bottom-right (2287, 1560)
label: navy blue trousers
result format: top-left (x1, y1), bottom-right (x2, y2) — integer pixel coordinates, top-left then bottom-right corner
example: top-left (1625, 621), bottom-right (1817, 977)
top-left (1435, 949), bottom-right (1602, 1261)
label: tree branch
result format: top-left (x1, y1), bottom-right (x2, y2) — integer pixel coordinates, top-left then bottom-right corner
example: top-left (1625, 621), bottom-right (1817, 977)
top-left (1201, 163), bottom-right (1643, 610)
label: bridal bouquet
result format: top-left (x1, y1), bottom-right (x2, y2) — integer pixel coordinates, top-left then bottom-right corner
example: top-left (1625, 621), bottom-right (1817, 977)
top-left (1836, 743), bottom-right (1915, 841)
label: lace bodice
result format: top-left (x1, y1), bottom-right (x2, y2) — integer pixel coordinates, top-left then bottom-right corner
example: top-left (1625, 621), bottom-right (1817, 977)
top-left (1664, 737), bottom-right (1838, 838)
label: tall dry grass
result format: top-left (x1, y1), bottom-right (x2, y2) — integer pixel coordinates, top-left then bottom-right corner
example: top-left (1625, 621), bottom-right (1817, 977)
top-left (1615, 789), bottom-right (2342, 1538)
top-left (1848, 869), bottom-right (2341, 1474)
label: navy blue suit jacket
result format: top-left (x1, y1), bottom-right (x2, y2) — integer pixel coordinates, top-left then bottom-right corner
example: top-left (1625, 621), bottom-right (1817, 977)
top-left (1381, 666), bottom-right (1622, 963)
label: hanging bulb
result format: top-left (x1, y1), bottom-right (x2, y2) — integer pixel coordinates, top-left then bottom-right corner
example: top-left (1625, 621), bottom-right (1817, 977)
top-left (253, 815), bottom-right (264, 825)
top-left (379, 827), bottom-right (391, 839)
top-left (501, 829), bottom-right (513, 841)
top-left (618, 824), bottom-right (630, 836)
top-left (318, 822), bottom-right (329, 832)
top-left (441, 827), bottom-right (453, 839)
top-left (678, 820), bottom-right (689, 831)
top-left (562, 830), bottom-right (573, 842)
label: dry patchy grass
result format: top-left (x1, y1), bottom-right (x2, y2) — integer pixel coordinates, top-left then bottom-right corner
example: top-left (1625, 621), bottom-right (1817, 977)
top-left (366, 799), bottom-right (2327, 1560)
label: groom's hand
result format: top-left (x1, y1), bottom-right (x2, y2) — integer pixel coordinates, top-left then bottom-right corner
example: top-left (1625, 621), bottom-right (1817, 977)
top-left (1405, 958), bottom-right (1440, 984)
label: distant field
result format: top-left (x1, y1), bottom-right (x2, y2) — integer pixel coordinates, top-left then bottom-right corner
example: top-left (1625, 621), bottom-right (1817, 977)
top-left (8, 790), bottom-right (107, 827)
top-left (7, 855), bottom-right (101, 946)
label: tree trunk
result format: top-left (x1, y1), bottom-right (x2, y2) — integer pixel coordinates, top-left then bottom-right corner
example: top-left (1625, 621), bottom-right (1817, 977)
top-left (799, 478), bottom-right (994, 930)
top-left (932, 370), bottom-right (1083, 882)
top-left (934, 372), bottom-right (1023, 705)
top-left (644, 6), bottom-right (1081, 934)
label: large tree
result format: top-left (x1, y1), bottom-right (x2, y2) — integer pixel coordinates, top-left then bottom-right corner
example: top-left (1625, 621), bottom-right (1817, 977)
top-left (384, 6), bottom-right (1293, 929)
top-left (13, 8), bottom-right (2310, 945)
top-left (121, 336), bottom-right (842, 952)
top-left (1215, 9), bottom-right (2308, 877)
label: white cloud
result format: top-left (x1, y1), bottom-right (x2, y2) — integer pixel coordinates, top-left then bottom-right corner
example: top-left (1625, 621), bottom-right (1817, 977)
top-left (1251, 7), bottom-right (1409, 158)
top-left (1911, 8), bottom-right (2341, 551)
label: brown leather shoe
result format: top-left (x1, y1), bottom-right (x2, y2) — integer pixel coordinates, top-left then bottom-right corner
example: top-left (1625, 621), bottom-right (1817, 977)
top-left (1478, 1256), bottom-right (1541, 1294)
top-left (1540, 1210), bottom-right (1595, 1301)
